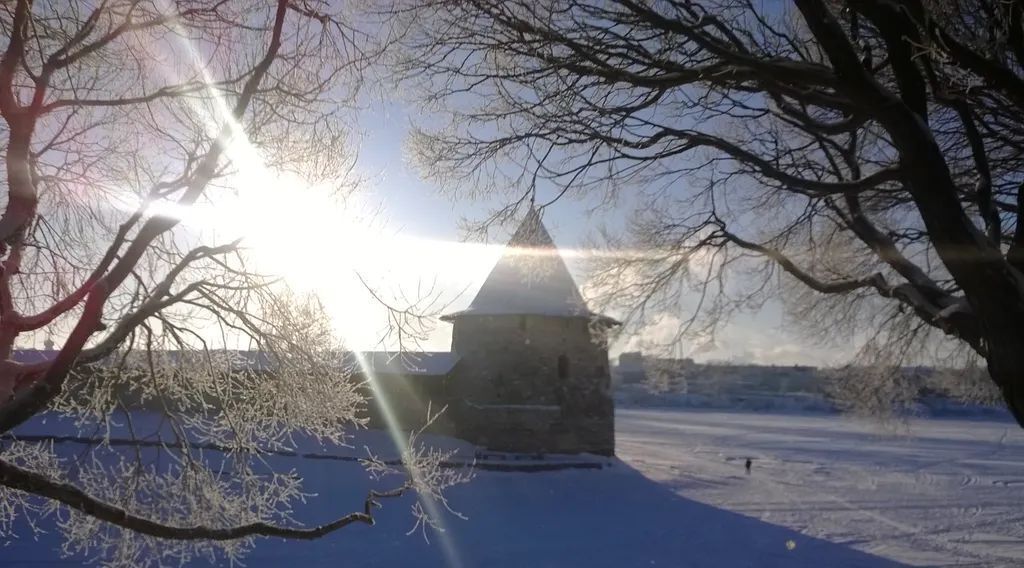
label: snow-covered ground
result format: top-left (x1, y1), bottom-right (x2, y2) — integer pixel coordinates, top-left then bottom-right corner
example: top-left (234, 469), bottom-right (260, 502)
top-left (3, 409), bottom-right (1023, 567)
top-left (617, 408), bottom-right (1024, 567)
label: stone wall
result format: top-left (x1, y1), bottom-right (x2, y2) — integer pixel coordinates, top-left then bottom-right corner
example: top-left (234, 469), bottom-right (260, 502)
top-left (356, 374), bottom-right (457, 436)
top-left (448, 314), bottom-right (614, 455)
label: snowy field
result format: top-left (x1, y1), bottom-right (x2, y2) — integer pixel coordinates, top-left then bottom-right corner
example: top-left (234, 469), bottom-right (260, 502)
top-left (3, 408), bottom-right (1023, 567)
top-left (617, 408), bottom-right (1024, 567)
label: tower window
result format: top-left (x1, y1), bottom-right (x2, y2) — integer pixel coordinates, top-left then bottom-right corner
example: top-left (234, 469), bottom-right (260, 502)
top-left (558, 354), bottom-right (570, 380)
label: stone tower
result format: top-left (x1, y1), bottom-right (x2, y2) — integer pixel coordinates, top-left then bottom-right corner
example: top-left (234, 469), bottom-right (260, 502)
top-left (442, 208), bottom-right (619, 456)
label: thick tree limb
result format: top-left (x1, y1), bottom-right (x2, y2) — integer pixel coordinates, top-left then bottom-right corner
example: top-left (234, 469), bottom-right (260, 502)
top-left (0, 458), bottom-right (406, 541)
top-left (1008, 182), bottom-right (1024, 273)
top-left (395, 0), bottom-right (1024, 426)
top-left (718, 228), bottom-right (883, 294)
top-left (794, 0), bottom-right (1018, 306)
top-left (719, 226), bottom-right (982, 350)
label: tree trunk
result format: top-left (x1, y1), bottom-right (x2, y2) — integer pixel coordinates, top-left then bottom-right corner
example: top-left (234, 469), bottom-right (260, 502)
top-left (987, 328), bottom-right (1024, 428)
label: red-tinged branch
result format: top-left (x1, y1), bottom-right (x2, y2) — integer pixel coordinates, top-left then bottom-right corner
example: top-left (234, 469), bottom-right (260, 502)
top-left (0, 458), bottom-right (409, 541)
top-left (0, 118), bottom-right (40, 253)
top-left (0, 278), bottom-right (110, 433)
top-left (0, 0), bottom-right (41, 248)
top-left (13, 211), bottom-right (145, 333)
top-left (0, 238), bottom-right (26, 358)
top-left (75, 241), bottom-right (244, 365)
top-left (0, 0), bottom-right (291, 435)
top-left (0, 0), bottom-right (30, 115)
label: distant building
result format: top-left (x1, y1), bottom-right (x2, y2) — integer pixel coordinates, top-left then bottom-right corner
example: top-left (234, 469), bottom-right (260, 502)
top-left (610, 360), bottom-right (826, 398)
top-left (611, 352), bottom-right (694, 386)
top-left (615, 352), bottom-right (647, 384)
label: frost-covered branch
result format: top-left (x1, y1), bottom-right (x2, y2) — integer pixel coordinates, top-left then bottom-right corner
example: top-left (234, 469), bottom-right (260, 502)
top-left (389, 0), bottom-right (1024, 423)
top-left (0, 457), bottom-right (406, 541)
top-left (0, 1), bottom-right (450, 563)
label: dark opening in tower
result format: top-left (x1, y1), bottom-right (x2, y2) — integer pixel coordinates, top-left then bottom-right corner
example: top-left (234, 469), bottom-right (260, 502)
top-left (558, 354), bottom-right (570, 380)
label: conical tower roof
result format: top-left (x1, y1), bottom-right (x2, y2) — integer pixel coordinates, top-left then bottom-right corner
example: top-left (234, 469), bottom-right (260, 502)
top-left (442, 208), bottom-right (617, 324)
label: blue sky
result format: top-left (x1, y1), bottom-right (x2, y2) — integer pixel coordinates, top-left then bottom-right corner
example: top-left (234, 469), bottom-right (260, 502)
top-left (343, 101), bottom-right (853, 366)
top-left (18, 100), bottom-right (852, 366)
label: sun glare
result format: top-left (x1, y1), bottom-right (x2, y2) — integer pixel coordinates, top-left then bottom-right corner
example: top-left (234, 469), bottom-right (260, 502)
top-left (141, 149), bottom-right (504, 351)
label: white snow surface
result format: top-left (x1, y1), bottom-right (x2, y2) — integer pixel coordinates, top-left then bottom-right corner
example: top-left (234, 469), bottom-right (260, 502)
top-left (3, 409), bottom-right (1023, 567)
top-left (616, 408), bottom-right (1024, 567)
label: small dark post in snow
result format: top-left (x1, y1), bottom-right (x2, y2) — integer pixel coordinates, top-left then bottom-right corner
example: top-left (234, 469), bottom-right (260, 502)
top-left (745, 458), bottom-right (752, 474)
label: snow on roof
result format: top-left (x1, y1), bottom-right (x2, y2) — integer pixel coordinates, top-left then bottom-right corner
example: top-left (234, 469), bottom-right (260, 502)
top-left (12, 349), bottom-right (459, 377)
top-left (442, 207), bottom-right (618, 324)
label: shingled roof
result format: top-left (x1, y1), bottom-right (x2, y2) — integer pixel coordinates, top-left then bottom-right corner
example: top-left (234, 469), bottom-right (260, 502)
top-left (442, 207), bottom-right (617, 325)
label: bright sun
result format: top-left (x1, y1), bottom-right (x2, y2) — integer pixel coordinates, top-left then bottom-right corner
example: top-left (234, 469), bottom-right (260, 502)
top-left (219, 177), bottom-right (404, 346)
top-left (212, 170), bottom-right (500, 349)
top-left (132, 133), bottom-right (504, 350)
